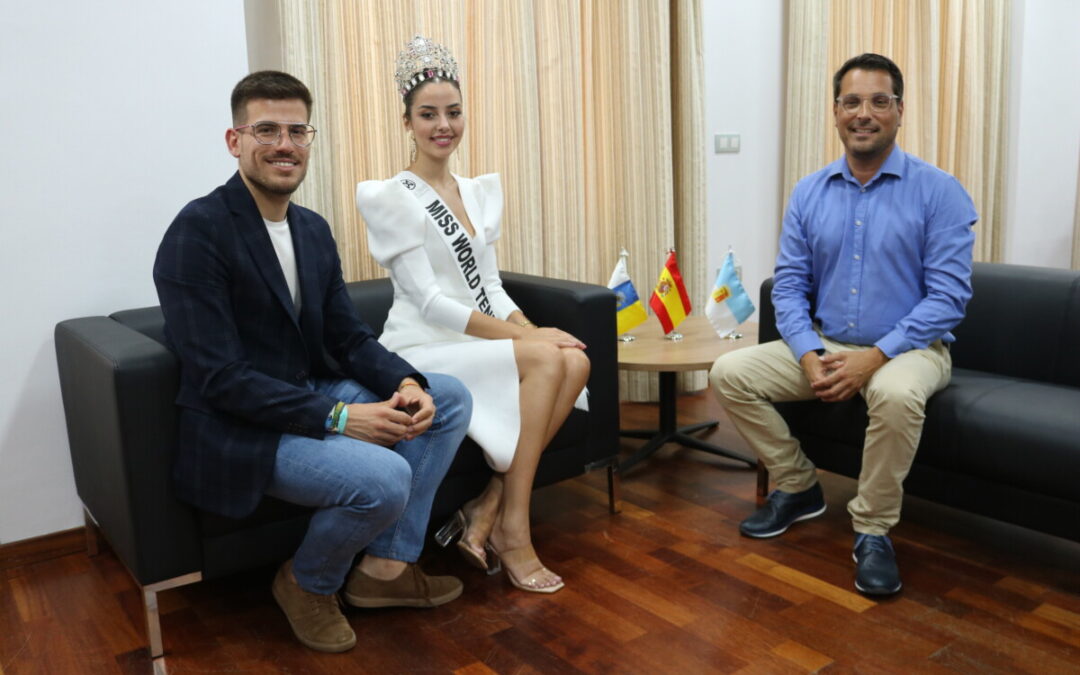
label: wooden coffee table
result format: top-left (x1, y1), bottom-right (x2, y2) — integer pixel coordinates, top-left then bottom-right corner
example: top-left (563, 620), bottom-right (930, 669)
top-left (618, 315), bottom-right (758, 472)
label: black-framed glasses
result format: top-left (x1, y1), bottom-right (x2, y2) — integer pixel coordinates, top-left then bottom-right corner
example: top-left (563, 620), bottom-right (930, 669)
top-left (233, 121), bottom-right (317, 147)
top-left (835, 94), bottom-right (900, 114)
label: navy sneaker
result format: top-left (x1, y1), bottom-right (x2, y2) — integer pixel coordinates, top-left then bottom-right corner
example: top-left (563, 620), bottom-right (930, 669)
top-left (739, 483), bottom-right (826, 538)
top-left (853, 534), bottom-right (902, 595)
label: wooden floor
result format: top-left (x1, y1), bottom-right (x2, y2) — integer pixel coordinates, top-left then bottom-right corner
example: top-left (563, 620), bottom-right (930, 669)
top-left (2, 393), bottom-right (1079, 674)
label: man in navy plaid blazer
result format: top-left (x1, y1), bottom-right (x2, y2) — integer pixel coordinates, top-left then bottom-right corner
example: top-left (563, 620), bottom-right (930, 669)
top-left (153, 71), bottom-right (472, 652)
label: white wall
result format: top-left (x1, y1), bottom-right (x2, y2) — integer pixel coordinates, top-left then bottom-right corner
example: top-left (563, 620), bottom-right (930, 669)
top-left (702, 0), bottom-right (786, 305)
top-left (5, 1), bottom-right (1078, 545)
top-left (0, 2), bottom-right (248, 543)
top-left (1004, 0), bottom-right (1080, 267)
top-left (702, 0), bottom-right (1080, 321)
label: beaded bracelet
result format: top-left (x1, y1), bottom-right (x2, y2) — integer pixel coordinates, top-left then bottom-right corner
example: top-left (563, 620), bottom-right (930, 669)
top-left (398, 381), bottom-right (421, 392)
top-left (334, 405), bottom-right (349, 434)
top-left (327, 401), bottom-right (345, 433)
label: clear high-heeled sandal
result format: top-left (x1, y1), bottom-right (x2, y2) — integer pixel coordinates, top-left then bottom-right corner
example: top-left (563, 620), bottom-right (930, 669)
top-left (484, 543), bottom-right (564, 594)
top-left (433, 509), bottom-right (465, 547)
top-left (434, 510), bottom-right (489, 571)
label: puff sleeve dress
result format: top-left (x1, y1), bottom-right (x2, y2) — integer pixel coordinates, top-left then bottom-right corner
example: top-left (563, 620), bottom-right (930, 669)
top-left (356, 173), bottom-right (526, 471)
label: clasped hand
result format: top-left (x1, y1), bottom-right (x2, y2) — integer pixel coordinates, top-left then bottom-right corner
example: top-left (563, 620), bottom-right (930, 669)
top-left (342, 387), bottom-right (435, 446)
top-left (801, 348), bottom-right (888, 403)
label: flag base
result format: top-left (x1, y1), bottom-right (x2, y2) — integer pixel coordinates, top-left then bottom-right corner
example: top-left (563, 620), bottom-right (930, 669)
top-left (618, 334), bottom-right (636, 342)
top-left (664, 331), bottom-right (684, 341)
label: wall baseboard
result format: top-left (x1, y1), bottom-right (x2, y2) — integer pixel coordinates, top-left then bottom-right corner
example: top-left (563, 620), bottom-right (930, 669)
top-left (0, 527), bottom-right (86, 571)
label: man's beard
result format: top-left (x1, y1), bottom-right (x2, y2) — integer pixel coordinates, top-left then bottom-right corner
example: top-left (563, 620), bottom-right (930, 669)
top-left (250, 167), bottom-right (306, 196)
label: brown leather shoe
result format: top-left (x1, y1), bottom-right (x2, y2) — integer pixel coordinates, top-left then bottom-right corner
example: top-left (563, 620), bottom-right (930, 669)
top-left (343, 563), bottom-right (463, 608)
top-left (272, 560), bottom-right (356, 652)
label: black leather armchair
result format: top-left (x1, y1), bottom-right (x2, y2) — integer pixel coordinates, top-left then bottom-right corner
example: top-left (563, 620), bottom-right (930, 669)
top-left (756, 262), bottom-right (1080, 542)
top-left (55, 271), bottom-right (620, 661)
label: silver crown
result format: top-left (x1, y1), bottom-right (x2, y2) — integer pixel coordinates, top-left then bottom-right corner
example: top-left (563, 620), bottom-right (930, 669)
top-left (394, 35), bottom-right (460, 98)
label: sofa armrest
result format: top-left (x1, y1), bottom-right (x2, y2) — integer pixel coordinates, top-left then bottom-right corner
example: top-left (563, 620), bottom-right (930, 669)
top-left (758, 277), bottom-right (780, 344)
top-left (501, 272), bottom-right (620, 466)
top-left (346, 278), bottom-right (393, 335)
top-left (55, 317), bottom-right (202, 585)
top-left (953, 263), bottom-right (1080, 386)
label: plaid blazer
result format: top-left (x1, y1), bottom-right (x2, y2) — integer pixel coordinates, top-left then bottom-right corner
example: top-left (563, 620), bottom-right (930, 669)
top-left (153, 172), bottom-right (420, 518)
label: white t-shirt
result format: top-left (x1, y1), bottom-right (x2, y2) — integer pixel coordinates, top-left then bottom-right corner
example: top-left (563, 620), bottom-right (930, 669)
top-left (264, 218), bottom-right (301, 311)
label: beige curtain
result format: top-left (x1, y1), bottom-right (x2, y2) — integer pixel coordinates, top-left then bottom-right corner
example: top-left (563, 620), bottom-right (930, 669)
top-left (668, 0), bottom-right (707, 396)
top-left (260, 1), bottom-right (706, 400)
top-left (784, 0), bottom-right (1010, 263)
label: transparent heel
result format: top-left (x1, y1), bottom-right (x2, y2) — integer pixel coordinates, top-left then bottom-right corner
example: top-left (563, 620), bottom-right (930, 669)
top-left (485, 543), bottom-right (564, 593)
top-left (433, 510), bottom-right (465, 548)
top-left (436, 510), bottom-right (491, 571)
top-left (483, 544), bottom-right (502, 576)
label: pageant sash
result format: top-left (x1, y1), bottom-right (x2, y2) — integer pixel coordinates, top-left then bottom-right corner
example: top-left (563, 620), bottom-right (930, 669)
top-left (398, 171), bottom-right (495, 316)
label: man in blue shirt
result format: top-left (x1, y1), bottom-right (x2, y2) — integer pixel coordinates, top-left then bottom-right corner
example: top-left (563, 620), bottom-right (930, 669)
top-left (710, 53), bottom-right (976, 595)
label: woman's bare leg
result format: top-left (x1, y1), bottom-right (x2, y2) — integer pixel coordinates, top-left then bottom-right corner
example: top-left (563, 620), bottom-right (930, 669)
top-left (457, 346), bottom-right (589, 586)
top-left (487, 340), bottom-right (565, 588)
top-left (459, 475), bottom-right (502, 562)
top-left (538, 348), bottom-right (591, 447)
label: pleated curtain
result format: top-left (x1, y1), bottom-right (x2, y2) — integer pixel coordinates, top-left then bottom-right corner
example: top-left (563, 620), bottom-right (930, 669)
top-left (258, 0), bottom-right (707, 400)
top-left (784, 0), bottom-right (1011, 263)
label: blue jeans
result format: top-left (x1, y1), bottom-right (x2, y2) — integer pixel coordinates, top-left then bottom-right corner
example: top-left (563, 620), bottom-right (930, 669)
top-left (265, 373), bottom-right (471, 594)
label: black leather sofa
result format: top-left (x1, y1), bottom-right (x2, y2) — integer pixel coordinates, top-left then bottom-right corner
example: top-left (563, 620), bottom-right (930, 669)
top-left (756, 262), bottom-right (1080, 543)
top-left (54, 271), bottom-right (620, 661)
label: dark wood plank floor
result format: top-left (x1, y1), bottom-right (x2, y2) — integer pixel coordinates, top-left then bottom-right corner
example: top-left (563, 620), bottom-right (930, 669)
top-left (2, 393), bottom-right (1078, 674)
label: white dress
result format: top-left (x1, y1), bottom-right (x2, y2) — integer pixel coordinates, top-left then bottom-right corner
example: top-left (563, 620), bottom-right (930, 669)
top-left (357, 172), bottom-right (586, 472)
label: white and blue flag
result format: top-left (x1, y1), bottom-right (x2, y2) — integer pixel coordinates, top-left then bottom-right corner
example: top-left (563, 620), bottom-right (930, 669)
top-left (705, 251), bottom-right (755, 337)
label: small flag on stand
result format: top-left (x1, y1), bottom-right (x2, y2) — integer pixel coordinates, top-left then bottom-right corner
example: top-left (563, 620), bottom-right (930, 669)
top-left (607, 249), bottom-right (648, 335)
top-left (706, 250), bottom-right (755, 337)
top-left (649, 250), bottom-right (692, 334)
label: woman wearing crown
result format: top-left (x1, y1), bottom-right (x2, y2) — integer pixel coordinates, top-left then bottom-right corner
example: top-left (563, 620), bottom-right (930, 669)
top-left (356, 36), bottom-right (589, 594)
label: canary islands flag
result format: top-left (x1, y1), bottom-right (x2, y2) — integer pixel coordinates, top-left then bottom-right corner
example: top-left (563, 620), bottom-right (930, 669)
top-left (607, 251), bottom-right (648, 335)
top-left (706, 251), bottom-right (755, 337)
top-left (649, 251), bottom-right (692, 334)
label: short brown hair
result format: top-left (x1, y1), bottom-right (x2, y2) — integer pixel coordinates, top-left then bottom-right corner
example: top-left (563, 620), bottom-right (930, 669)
top-left (230, 70), bottom-right (313, 125)
top-left (832, 53), bottom-right (904, 101)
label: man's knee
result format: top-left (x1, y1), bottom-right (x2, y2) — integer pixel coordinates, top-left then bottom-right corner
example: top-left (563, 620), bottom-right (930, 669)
top-left (365, 454), bottom-right (412, 520)
top-left (323, 449), bottom-right (412, 527)
top-left (865, 379), bottom-right (926, 417)
top-left (423, 373), bottom-right (472, 427)
top-left (710, 351), bottom-right (751, 401)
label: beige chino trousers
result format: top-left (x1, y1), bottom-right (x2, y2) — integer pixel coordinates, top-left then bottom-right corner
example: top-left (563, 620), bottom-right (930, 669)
top-left (709, 336), bottom-right (951, 535)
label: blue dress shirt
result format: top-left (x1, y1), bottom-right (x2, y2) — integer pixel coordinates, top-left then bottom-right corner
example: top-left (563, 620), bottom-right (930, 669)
top-left (773, 146), bottom-right (977, 360)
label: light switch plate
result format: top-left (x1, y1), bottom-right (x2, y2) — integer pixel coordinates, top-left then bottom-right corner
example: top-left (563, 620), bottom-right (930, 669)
top-left (714, 133), bottom-right (741, 153)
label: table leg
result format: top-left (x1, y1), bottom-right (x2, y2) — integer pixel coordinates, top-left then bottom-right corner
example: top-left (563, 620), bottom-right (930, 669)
top-left (619, 372), bottom-right (755, 471)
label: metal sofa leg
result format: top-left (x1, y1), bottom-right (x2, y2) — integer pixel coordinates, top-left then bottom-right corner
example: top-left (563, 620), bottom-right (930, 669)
top-left (142, 572), bottom-right (203, 660)
top-left (607, 460), bottom-right (622, 514)
top-left (81, 506), bottom-right (203, 662)
top-left (756, 460), bottom-right (768, 504)
top-left (83, 508), bottom-right (103, 556)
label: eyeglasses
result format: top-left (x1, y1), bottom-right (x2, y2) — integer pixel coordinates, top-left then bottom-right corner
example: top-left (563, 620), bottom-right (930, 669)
top-left (233, 121), bottom-right (317, 147)
top-left (835, 94), bottom-right (900, 114)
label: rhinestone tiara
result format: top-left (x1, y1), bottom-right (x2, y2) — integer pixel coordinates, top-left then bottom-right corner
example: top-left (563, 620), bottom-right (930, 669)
top-left (394, 35), bottom-right (460, 99)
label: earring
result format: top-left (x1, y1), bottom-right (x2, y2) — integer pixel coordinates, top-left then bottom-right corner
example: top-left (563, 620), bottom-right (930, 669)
top-left (409, 131), bottom-right (417, 163)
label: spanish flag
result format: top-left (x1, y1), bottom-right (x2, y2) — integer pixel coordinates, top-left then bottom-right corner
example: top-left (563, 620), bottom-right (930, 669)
top-left (649, 251), bottom-right (692, 334)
